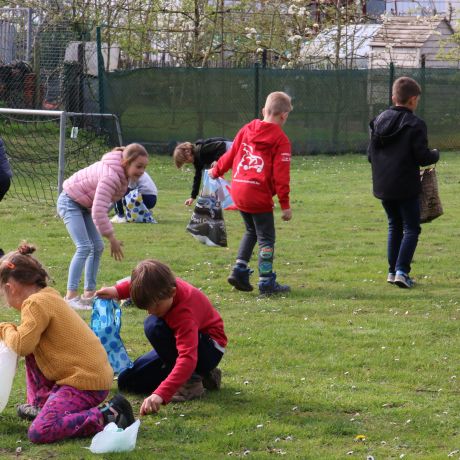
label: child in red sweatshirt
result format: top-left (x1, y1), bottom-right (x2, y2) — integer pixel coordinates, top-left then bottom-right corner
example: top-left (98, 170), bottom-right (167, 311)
top-left (96, 259), bottom-right (227, 415)
top-left (210, 91), bottom-right (293, 295)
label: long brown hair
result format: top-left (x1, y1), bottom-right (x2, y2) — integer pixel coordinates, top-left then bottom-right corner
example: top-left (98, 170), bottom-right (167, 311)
top-left (116, 143), bottom-right (149, 168)
top-left (0, 242), bottom-right (49, 288)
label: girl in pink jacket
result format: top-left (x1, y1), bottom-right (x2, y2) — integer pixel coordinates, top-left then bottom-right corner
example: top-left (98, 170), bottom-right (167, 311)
top-left (57, 143), bottom-right (149, 310)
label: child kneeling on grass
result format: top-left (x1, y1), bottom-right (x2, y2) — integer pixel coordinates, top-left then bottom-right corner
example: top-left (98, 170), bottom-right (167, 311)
top-left (0, 243), bottom-right (134, 444)
top-left (96, 259), bottom-right (227, 415)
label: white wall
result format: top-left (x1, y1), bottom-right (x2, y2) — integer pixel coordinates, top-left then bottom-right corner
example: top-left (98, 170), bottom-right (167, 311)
top-left (65, 41), bottom-right (120, 76)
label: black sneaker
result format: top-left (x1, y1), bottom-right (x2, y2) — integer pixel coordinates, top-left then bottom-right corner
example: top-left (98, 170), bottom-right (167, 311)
top-left (0, 248), bottom-right (4, 258)
top-left (227, 266), bottom-right (253, 292)
top-left (258, 273), bottom-right (291, 296)
top-left (100, 394), bottom-right (135, 429)
top-left (394, 271), bottom-right (414, 289)
top-left (202, 368), bottom-right (222, 391)
top-left (17, 404), bottom-right (40, 421)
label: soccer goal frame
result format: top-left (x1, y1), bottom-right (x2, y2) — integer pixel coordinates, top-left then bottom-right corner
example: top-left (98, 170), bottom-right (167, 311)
top-left (0, 108), bottom-right (123, 203)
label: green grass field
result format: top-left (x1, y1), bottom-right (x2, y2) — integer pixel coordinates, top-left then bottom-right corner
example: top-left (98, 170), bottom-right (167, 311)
top-left (0, 153), bottom-right (459, 459)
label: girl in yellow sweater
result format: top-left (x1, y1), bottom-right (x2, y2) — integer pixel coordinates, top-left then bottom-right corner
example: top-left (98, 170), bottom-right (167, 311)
top-left (0, 243), bottom-right (134, 444)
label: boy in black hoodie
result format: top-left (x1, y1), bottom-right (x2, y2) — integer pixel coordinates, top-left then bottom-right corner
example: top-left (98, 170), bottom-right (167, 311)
top-left (368, 76), bottom-right (439, 289)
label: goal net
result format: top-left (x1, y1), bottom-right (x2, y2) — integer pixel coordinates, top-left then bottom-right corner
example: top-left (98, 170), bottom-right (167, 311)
top-left (0, 108), bottom-right (122, 206)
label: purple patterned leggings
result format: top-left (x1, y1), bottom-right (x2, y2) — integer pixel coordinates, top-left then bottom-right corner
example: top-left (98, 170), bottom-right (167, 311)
top-left (25, 354), bottom-right (109, 444)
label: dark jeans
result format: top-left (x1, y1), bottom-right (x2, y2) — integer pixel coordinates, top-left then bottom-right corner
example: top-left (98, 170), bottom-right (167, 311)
top-left (0, 176), bottom-right (10, 201)
top-left (381, 197), bottom-right (421, 275)
top-left (118, 315), bottom-right (223, 395)
top-left (114, 190), bottom-right (157, 217)
top-left (237, 211), bottom-right (276, 276)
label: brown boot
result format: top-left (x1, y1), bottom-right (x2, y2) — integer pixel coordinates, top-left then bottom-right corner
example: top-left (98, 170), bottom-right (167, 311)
top-left (202, 368), bottom-right (222, 391)
top-left (171, 377), bottom-right (205, 402)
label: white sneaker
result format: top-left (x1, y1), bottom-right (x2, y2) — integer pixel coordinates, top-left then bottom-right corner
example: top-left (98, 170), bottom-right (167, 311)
top-left (64, 296), bottom-right (92, 311)
top-left (80, 295), bottom-right (95, 307)
top-left (110, 215), bottom-right (127, 223)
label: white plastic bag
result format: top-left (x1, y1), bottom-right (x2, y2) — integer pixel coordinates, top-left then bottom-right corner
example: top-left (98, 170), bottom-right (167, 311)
top-left (88, 419), bottom-right (141, 454)
top-left (0, 341), bottom-right (18, 413)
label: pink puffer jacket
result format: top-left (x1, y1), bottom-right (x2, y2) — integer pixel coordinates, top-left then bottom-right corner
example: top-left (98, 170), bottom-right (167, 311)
top-left (63, 150), bottom-right (128, 237)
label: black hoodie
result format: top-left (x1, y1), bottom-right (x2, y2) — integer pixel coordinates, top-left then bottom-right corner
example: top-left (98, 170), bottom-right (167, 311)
top-left (191, 137), bottom-right (231, 199)
top-left (367, 106), bottom-right (439, 200)
top-left (0, 138), bottom-right (12, 181)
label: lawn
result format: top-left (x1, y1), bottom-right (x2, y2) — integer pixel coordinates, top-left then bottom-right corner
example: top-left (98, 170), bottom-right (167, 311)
top-left (0, 153), bottom-right (459, 459)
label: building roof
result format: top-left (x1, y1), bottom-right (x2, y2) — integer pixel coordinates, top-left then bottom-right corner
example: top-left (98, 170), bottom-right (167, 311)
top-left (370, 16), bottom-right (454, 48)
top-left (301, 24), bottom-right (382, 59)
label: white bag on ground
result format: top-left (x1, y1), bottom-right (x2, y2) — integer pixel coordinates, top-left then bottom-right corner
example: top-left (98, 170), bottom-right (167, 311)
top-left (88, 419), bottom-right (141, 454)
top-left (0, 341), bottom-right (18, 413)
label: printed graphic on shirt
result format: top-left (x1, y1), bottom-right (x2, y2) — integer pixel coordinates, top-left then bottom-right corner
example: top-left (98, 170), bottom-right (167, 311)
top-left (234, 143), bottom-right (264, 178)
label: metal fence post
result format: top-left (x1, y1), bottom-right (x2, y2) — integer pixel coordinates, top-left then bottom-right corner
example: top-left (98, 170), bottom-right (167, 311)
top-left (262, 48), bottom-right (267, 69)
top-left (58, 112), bottom-right (67, 194)
top-left (254, 62), bottom-right (260, 119)
top-left (420, 55), bottom-right (426, 118)
top-left (388, 61), bottom-right (394, 107)
top-left (26, 8), bottom-right (32, 62)
top-left (96, 26), bottom-right (105, 114)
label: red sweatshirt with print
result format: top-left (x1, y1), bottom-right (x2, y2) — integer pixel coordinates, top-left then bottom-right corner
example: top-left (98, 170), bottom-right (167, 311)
top-left (211, 119), bottom-right (291, 213)
top-left (116, 277), bottom-right (227, 404)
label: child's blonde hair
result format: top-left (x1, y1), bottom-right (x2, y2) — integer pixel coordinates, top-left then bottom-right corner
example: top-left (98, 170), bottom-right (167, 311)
top-left (114, 143), bottom-right (148, 168)
top-left (264, 91), bottom-right (293, 116)
top-left (173, 142), bottom-right (194, 168)
top-left (0, 242), bottom-right (49, 289)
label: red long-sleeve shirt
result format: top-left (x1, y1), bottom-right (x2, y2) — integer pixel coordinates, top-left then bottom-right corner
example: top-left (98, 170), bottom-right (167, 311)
top-left (116, 277), bottom-right (227, 403)
top-left (211, 119), bottom-right (291, 213)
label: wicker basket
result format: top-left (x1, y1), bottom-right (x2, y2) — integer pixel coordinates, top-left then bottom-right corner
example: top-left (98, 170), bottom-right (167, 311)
top-left (420, 168), bottom-right (443, 223)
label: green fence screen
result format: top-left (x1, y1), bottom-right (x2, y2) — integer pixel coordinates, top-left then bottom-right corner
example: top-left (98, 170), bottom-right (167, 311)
top-left (104, 67), bottom-right (460, 155)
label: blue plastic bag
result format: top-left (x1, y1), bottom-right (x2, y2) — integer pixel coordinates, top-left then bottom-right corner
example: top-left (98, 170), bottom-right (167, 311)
top-left (90, 298), bottom-right (133, 374)
top-left (201, 170), bottom-right (234, 209)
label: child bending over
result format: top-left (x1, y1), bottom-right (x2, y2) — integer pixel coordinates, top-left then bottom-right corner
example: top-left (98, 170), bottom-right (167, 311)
top-left (96, 259), bottom-right (227, 415)
top-left (173, 137), bottom-right (232, 206)
top-left (57, 143), bottom-right (149, 310)
top-left (0, 243), bottom-right (134, 444)
top-left (111, 171), bottom-right (158, 224)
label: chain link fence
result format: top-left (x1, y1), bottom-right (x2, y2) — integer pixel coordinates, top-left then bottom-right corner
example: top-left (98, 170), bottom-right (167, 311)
top-left (1, 8), bottom-right (459, 159)
top-left (103, 66), bottom-right (460, 155)
top-left (0, 8), bottom-right (99, 113)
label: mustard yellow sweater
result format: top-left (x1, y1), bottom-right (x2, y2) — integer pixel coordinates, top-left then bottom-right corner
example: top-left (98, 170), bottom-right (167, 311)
top-left (0, 287), bottom-right (113, 390)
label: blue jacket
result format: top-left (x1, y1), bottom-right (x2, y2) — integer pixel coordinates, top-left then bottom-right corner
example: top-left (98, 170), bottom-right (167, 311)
top-left (0, 138), bottom-right (12, 181)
